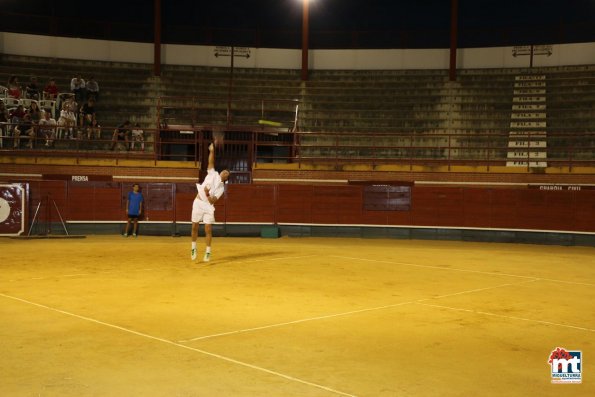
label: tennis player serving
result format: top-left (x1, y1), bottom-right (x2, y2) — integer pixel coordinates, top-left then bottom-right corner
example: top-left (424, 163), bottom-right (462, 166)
top-left (191, 143), bottom-right (230, 262)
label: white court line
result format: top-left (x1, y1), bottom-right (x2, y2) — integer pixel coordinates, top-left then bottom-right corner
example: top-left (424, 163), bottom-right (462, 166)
top-left (498, 276), bottom-right (594, 287)
top-left (332, 256), bottom-right (595, 287)
top-left (179, 301), bottom-right (415, 343)
top-left (178, 280), bottom-right (536, 343)
top-left (3, 268), bottom-right (156, 283)
top-left (238, 255), bottom-right (318, 263)
top-left (416, 302), bottom-right (595, 333)
top-left (0, 292), bottom-right (357, 397)
top-left (428, 278), bottom-right (539, 300)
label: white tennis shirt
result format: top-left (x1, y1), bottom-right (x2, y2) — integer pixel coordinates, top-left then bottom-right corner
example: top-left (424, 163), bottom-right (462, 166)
top-left (196, 168), bottom-right (225, 206)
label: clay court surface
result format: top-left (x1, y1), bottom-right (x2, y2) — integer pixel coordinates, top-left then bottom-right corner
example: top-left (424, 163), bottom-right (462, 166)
top-left (1, 235), bottom-right (593, 396)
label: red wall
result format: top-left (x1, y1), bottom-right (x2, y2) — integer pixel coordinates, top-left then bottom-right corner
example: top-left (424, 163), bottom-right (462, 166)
top-left (25, 181), bottom-right (595, 232)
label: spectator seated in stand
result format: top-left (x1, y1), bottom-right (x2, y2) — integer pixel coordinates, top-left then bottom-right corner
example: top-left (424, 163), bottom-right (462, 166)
top-left (111, 120), bottom-right (131, 151)
top-left (9, 104), bottom-right (26, 146)
top-left (0, 101), bottom-right (8, 148)
top-left (9, 104), bottom-right (26, 125)
top-left (25, 76), bottom-right (41, 100)
top-left (57, 100), bottom-right (77, 140)
top-left (60, 93), bottom-right (78, 114)
top-left (43, 78), bottom-right (59, 100)
top-left (39, 109), bottom-right (57, 147)
top-left (7, 76), bottom-right (21, 99)
top-left (86, 115), bottom-right (101, 140)
top-left (13, 113), bottom-right (35, 149)
top-left (79, 98), bottom-right (96, 128)
top-left (130, 123), bottom-right (145, 151)
top-left (28, 101), bottom-right (42, 124)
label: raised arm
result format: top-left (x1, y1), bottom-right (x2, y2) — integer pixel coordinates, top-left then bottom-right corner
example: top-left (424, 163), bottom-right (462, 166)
top-left (207, 142), bottom-right (215, 170)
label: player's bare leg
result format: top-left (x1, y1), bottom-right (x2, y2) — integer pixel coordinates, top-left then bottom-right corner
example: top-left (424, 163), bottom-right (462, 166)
top-left (203, 223), bottom-right (212, 262)
top-left (191, 222), bottom-right (199, 260)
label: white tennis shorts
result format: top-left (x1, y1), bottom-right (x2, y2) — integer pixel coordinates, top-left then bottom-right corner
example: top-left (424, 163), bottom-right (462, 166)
top-left (191, 198), bottom-right (215, 224)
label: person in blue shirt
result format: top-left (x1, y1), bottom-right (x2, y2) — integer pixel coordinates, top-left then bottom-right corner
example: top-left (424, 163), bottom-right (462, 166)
top-left (123, 183), bottom-right (144, 237)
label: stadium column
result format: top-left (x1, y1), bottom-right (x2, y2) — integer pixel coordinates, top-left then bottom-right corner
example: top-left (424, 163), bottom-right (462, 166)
top-left (154, 0), bottom-right (162, 77)
top-left (449, 0), bottom-right (458, 81)
top-left (301, 0), bottom-right (310, 81)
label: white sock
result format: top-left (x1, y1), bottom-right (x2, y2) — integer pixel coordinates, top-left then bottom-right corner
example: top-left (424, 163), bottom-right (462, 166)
top-left (191, 242), bottom-right (196, 249)
top-left (206, 246), bottom-right (211, 254)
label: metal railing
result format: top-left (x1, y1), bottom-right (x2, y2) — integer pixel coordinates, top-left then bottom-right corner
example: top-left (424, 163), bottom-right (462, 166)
top-left (0, 123), bottom-right (156, 162)
top-left (1, 123), bottom-right (593, 172)
top-left (253, 130), bottom-right (595, 171)
top-left (157, 96), bottom-right (300, 132)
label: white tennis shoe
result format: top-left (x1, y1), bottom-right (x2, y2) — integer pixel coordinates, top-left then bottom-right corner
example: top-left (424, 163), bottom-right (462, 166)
top-left (191, 248), bottom-right (197, 260)
top-left (203, 252), bottom-right (210, 262)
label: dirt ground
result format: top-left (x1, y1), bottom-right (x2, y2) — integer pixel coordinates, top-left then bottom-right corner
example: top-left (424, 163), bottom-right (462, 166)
top-left (0, 235), bottom-right (593, 397)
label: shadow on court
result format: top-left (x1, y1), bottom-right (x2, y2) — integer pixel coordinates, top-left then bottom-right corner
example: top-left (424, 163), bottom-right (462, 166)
top-left (200, 251), bottom-right (289, 266)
